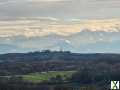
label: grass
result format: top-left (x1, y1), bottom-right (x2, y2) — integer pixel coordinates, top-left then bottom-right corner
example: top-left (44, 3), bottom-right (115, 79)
top-left (22, 71), bottom-right (76, 83)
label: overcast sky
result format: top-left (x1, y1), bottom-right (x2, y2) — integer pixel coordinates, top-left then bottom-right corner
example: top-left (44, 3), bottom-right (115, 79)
top-left (0, 0), bottom-right (120, 53)
top-left (0, 0), bottom-right (120, 19)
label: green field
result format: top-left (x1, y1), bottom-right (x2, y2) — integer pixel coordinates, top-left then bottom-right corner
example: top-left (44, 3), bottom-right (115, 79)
top-left (23, 71), bottom-right (76, 83)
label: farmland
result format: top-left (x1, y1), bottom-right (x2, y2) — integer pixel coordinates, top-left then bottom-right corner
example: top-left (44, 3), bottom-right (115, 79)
top-left (22, 71), bottom-right (76, 83)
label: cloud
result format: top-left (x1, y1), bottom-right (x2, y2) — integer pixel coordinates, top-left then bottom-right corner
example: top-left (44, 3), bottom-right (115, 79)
top-left (28, 0), bottom-right (69, 2)
top-left (0, 0), bottom-right (69, 6)
top-left (0, 0), bottom-right (120, 19)
top-left (0, 18), bottom-right (120, 38)
top-left (0, 17), bottom-right (120, 53)
top-left (0, 17), bottom-right (79, 37)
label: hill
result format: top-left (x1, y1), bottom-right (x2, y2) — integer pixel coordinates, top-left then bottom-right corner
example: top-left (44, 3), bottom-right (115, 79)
top-left (0, 51), bottom-right (120, 62)
top-left (0, 51), bottom-right (120, 90)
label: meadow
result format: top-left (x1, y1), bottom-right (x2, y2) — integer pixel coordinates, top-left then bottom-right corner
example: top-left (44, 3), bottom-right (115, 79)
top-left (22, 71), bottom-right (76, 83)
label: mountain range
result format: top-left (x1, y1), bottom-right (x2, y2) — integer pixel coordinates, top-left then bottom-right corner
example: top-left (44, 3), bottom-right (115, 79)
top-left (1, 29), bottom-right (120, 53)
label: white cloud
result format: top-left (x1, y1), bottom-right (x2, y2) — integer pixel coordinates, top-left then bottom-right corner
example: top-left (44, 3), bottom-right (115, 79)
top-left (65, 40), bottom-right (71, 44)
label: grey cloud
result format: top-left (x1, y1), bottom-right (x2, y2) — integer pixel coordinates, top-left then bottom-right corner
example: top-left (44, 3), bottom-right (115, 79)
top-left (0, 0), bottom-right (120, 19)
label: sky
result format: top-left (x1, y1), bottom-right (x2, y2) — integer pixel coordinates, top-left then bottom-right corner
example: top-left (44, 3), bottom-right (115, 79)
top-left (0, 0), bottom-right (120, 19)
top-left (0, 0), bottom-right (120, 53)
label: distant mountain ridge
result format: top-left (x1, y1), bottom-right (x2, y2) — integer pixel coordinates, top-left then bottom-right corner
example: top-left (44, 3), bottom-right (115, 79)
top-left (0, 51), bottom-right (120, 62)
top-left (1, 29), bottom-right (120, 53)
